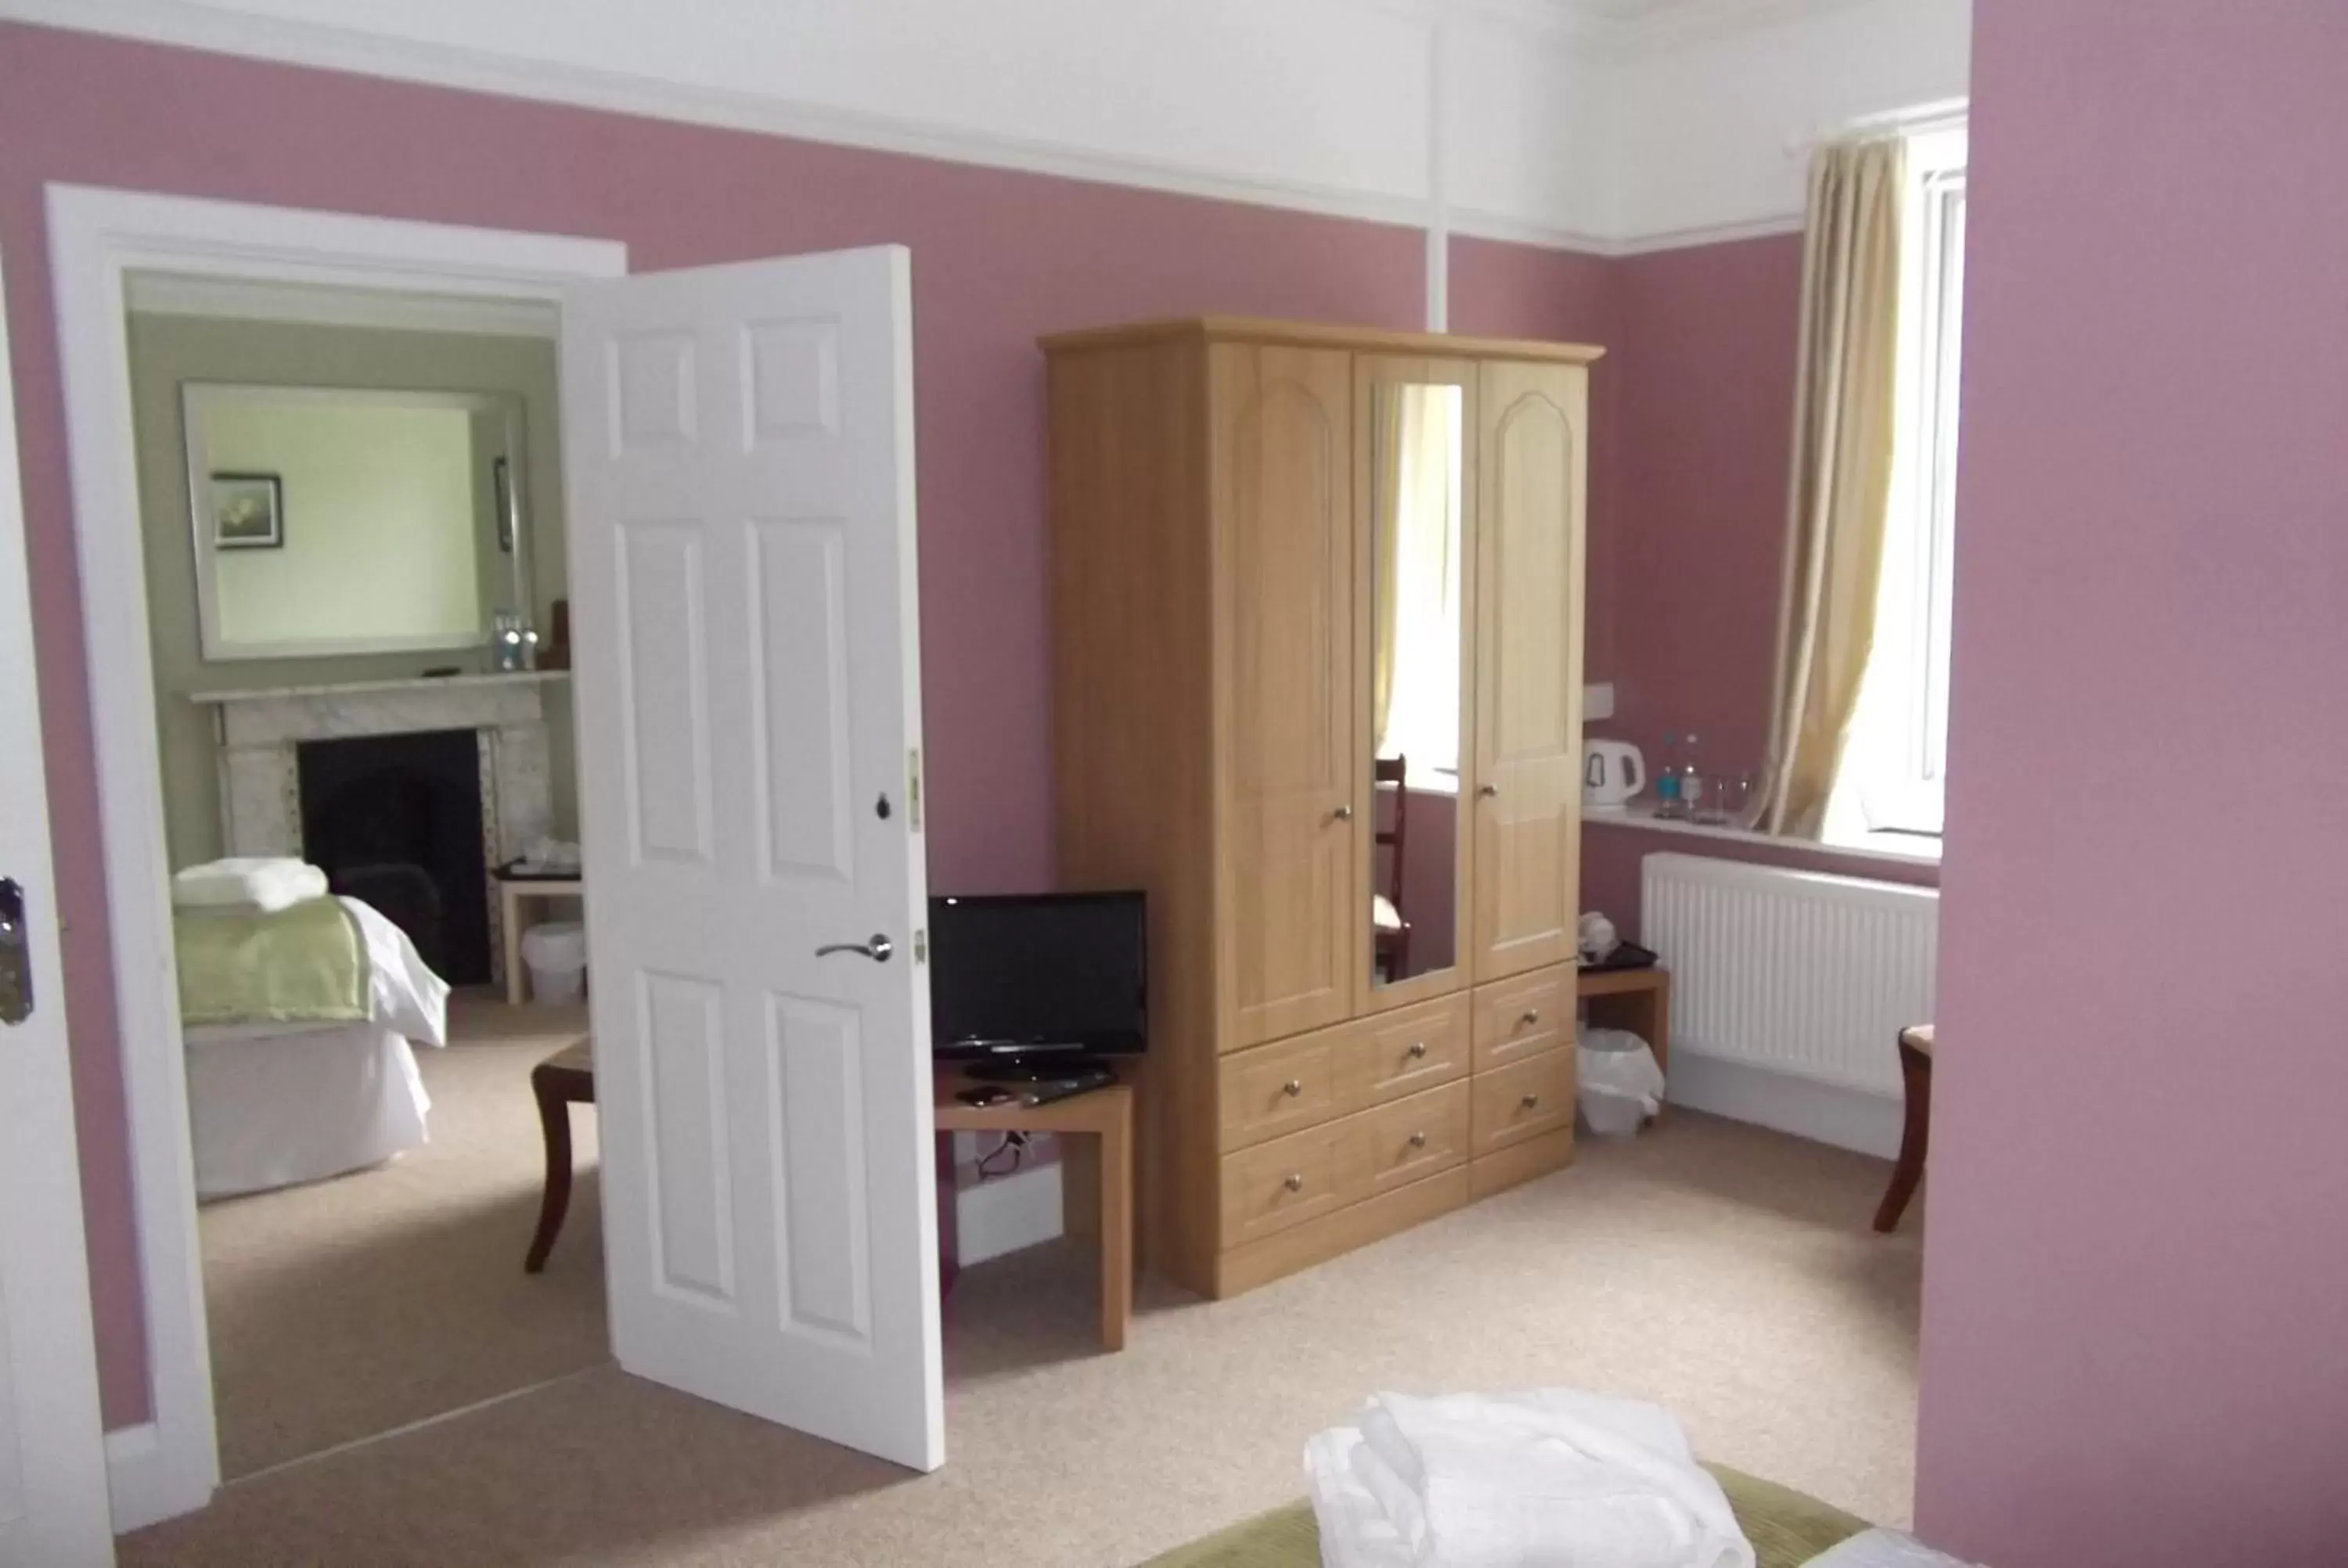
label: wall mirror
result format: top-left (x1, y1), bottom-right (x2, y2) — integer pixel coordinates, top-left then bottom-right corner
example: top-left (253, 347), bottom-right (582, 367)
top-left (1368, 380), bottom-right (1466, 987)
top-left (182, 383), bottom-right (530, 662)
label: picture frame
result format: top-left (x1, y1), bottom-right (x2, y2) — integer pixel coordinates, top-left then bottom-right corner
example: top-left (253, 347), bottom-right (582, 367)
top-left (208, 472), bottom-right (283, 550)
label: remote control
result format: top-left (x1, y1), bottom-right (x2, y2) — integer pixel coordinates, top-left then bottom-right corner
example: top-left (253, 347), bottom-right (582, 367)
top-left (1018, 1067), bottom-right (1116, 1106)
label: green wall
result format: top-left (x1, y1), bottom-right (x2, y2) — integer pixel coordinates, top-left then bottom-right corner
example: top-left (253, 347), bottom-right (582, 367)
top-left (128, 314), bottom-right (575, 869)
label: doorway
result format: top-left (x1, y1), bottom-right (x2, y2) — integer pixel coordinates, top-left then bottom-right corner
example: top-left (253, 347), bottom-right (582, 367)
top-left (114, 268), bottom-right (610, 1480)
top-left (52, 186), bottom-right (948, 1531)
top-left (50, 187), bottom-right (625, 1527)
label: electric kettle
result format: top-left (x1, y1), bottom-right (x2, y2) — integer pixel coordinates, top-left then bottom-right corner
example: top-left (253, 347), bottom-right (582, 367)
top-left (1583, 739), bottom-right (1645, 811)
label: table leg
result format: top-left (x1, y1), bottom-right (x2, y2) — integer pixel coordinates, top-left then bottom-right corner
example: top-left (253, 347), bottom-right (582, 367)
top-left (504, 886), bottom-right (528, 1005)
top-left (524, 1072), bottom-right (574, 1273)
top-left (1099, 1107), bottom-right (1133, 1352)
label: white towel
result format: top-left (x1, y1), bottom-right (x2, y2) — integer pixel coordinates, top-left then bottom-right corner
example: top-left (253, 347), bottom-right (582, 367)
top-left (1305, 1427), bottom-right (1415, 1568)
top-left (171, 858), bottom-right (330, 915)
top-left (1806, 1532), bottom-right (1985, 1568)
top-left (1305, 1389), bottom-right (1755, 1568)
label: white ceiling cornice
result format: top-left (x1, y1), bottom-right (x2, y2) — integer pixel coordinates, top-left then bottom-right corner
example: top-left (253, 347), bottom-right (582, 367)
top-left (1, 0), bottom-right (1952, 253)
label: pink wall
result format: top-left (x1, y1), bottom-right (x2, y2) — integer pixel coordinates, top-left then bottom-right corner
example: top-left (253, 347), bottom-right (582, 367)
top-left (1915, 3), bottom-right (2348, 1563)
top-left (1607, 235), bottom-right (1805, 778)
top-left (0, 21), bottom-right (1433, 1426)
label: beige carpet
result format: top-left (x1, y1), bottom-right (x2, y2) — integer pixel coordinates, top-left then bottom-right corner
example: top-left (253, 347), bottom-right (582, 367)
top-left (138, 1108), bottom-right (1918, 1566)
top-left (197, 995), bottom-right (607, 1478)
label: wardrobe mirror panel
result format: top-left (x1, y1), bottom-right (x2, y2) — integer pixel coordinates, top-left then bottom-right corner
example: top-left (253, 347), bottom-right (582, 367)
top-left (1367, 381), bottom-right (1465, 987)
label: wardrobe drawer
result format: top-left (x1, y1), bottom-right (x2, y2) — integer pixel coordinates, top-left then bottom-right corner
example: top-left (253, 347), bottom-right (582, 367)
top-left (1221, 1123), bottom-right (1349, 1247)
top-left (1220, 1032), bottom-right (1343, 1151)
top-left (1345, 1081), bottom-right (1471, 1201)
top-left (1472, 965), bottom-right (1576, 1070)
top-left (1344, 993), bottom-right (1472, 1110)
top-left (1471, 1049), bottom-right (1577, 1156)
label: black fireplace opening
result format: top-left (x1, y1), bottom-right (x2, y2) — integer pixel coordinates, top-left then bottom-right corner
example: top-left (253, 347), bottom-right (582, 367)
top-left (297, 728), bottom-right (491, 986)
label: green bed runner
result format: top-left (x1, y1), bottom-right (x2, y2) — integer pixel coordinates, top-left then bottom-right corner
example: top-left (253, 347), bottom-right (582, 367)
top-left (175, 897), bottom-right (368, 1027)
top-left (1142, 1462), bottom-right (1871, 1568)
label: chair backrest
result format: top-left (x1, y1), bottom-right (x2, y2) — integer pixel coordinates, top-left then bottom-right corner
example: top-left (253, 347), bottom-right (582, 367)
top-left (1374, 755), bottom-right (1407, 905)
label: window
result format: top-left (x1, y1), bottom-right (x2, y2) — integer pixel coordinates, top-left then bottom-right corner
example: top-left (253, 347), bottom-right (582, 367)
top-left (1824, 124), bottom-right (1966, 851)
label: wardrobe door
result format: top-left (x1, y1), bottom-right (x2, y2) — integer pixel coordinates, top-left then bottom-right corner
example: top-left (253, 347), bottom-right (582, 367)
top-left (1470, 361), bottom-right (1586, 982)
top-left (1212, 343), bottom-right (1359, 1047)
top-left (1352, 354), bottom-right (1477, 1017)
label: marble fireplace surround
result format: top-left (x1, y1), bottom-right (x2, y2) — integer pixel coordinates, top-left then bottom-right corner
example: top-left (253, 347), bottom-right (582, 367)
top-left (190, 668), bottom-right (566, 876)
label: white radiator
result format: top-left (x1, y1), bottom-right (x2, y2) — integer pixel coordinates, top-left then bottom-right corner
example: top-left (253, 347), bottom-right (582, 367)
top-left (1642, 853), bottom-right (1937, 1101)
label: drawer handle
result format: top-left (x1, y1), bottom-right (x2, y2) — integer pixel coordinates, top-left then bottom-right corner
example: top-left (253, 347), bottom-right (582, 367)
top-left (1408, 1131), bottom-right (1428, 1149)
top-left (1284, 1173), bottom-right (1305, 1192)
top-left (1282, 1079), bottom-right (1304, 1099)
top-left (1520, 1093), bottom-right (1542, 1111)
top-left (1407, 1041), bottom-right (1428, 1059)
top-left (1520, 1009), bottom-right (1541, 1027)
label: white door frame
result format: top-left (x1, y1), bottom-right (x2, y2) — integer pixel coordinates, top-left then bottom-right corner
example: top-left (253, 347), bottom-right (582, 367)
top-left (0, 244), bottom-right (116, 1565)
top-left (45, 185), bottom-right (625, 1530)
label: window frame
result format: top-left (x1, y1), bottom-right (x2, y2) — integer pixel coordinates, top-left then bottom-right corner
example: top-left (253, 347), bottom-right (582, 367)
top-left (1832, 124), bottom-right (1967, 850)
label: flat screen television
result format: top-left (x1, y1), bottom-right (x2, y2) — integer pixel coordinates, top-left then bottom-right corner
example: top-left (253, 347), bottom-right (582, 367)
top-left (927, 891), bottom-right (1146, 1074)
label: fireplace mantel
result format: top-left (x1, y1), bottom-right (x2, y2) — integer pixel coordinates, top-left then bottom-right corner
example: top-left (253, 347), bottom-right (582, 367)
top-left (194, 668), bottom-right (560, 904)
top-left (187, 670), bottom-right (570, 709)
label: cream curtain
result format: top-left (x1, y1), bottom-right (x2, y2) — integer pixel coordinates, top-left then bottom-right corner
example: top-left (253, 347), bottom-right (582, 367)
top-left (1762, 136), bottom-right (1907, 838)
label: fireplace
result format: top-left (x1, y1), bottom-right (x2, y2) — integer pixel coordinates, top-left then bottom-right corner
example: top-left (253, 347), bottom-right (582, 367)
top-left (297, 729), bottom-right (493, 984)
top-left (196, 671), bottom-right (560, 993)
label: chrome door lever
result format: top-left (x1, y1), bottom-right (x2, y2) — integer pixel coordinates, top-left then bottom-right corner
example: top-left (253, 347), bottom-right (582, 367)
top-left (816, 934), bottom-right (895, 963)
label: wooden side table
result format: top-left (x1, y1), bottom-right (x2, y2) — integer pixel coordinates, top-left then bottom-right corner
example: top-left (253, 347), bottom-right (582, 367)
top-left (497, 874), bottom-right (583, 1004)
top-left (934, 1071), bottom-right (1135, 1352)
top-left (1579, 964), bottom-right (1671, 1107)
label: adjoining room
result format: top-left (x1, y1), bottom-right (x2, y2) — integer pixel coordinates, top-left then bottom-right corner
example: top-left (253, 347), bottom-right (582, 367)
top-left (121, 272), bottom-right (607, 1479)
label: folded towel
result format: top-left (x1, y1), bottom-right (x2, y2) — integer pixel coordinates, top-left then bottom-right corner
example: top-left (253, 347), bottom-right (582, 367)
top-left (1306, 1427), bottom-right (1414, 1568)
top-left (172, 858), bottom-right (329, 915)
top-left (1307, 1389), bottom-right (1755, 1568)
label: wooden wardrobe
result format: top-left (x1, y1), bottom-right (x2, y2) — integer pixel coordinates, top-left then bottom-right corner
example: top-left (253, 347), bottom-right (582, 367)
top-left (1043, 317), bottom-right (1599, 1298)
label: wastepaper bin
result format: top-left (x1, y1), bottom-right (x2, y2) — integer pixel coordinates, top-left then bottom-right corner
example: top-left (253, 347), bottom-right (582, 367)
top-left (520, 920), bottom-right (587, 1004)
top-left (1578, 1026), bottom-right (1664, 1139)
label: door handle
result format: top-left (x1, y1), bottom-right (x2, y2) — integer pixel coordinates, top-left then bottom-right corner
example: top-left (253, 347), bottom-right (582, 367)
top-left (816, 934), bottom-right (895, 962)
top-left (0, 877), bottom-right (33, 1026)
top-left (1331, 804), bottom-right (1355, 823)
top-left (1478, 783), bottom-right (1500, 798)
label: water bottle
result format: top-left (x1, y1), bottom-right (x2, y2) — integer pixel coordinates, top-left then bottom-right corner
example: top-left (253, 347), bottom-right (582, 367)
top-left (1681, 732), bottom-right (1710, 822)
top-left (1655, 734), bottom-right (1685, 818)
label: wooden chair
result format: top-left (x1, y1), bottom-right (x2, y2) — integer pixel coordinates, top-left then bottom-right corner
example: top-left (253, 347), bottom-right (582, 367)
top-left (524, 1040), bottom-right (595, 1271)
top-left (1873, 1024), bottom-right (1933, 1232)
top-left (1371, 755), bottom-right (1410, 980)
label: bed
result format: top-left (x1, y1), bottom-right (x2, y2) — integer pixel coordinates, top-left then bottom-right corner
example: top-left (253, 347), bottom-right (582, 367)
top-left (1140, 1465), bottom-right (1871, 1568)
top-left (182, 897), bottom-right (451, 1200)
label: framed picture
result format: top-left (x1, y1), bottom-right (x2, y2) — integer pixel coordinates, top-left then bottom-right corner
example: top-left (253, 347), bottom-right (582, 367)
top-left (209, 473), bottom-right (283, 550)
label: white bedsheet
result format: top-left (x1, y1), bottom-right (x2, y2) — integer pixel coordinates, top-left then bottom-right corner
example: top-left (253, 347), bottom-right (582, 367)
top-left (185, 897), bottom-right (452, 1199)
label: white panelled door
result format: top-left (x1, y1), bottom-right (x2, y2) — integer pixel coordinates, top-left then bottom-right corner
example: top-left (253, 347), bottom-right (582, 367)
top-left (0, 255), bottom-right (115, 1565)
top-left (562, 246), bottom-right (944, 1470)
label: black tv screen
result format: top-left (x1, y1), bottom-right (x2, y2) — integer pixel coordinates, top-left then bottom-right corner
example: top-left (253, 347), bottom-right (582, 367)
top-left (927, 892), bottom-right (1147, 1058)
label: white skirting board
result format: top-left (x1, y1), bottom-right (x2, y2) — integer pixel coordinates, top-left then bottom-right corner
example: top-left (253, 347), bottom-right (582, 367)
top-left (954, 1161), bottom-right (1064, 1265)
top-left (1666, 1053), bottom-right (1904, 1160)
